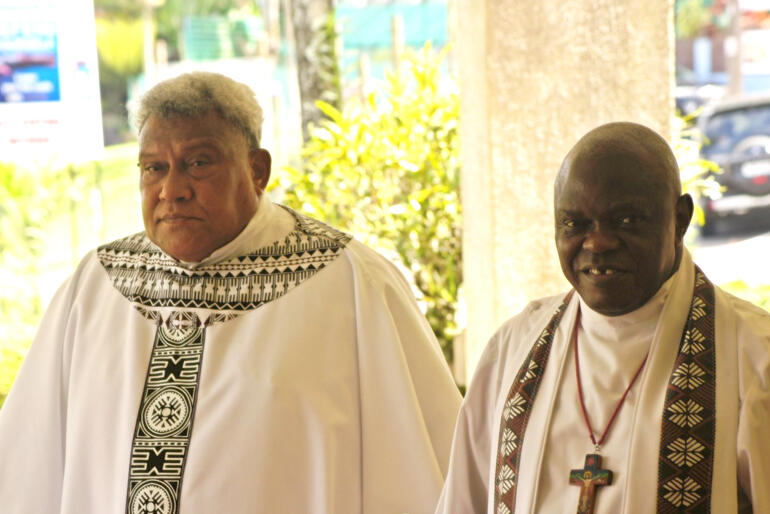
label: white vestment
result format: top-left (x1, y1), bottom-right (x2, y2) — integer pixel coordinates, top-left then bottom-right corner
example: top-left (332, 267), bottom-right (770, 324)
top-left (436, 250), bottom-right (770, 513)
top-left (0, 197), bottom-right (462, 514)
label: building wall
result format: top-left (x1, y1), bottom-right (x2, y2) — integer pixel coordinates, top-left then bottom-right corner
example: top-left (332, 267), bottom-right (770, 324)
top-left (457, 0), bottom-right (675, 379)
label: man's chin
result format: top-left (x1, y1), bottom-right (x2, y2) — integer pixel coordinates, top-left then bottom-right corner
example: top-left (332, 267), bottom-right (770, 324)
top-left (150, 234), bottom-right (213, 263)
top-left (577, 282), bottom-right (641, 316)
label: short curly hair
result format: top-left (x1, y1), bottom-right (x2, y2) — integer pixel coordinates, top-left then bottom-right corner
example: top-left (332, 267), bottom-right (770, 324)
top-left (131, 72), bottom-right (264, 150)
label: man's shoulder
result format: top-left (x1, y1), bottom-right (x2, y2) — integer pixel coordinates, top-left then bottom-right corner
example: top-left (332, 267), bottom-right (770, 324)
top-left (280, 207), bottom-right (406, 281)
top-left (492, 292), bottom-right (573, 343)
top-left (278, 206), bottom-right (352, 249)
top-left (464, 292), bottom-right (572, 408)
top-left (472, 292), bottom-right (572, 376)
top-left (334, 237), bottom-right (418, 298)
top-left (715, 284), bottom-right (770, 334)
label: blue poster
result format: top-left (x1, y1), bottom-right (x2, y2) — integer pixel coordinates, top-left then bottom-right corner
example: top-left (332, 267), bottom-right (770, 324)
top-left (0, 17), bottom-right (61, 103)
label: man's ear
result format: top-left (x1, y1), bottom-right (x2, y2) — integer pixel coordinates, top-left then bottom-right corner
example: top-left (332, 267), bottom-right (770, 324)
top-left (250, 148), bottom-right (272, 195)
top-left (675, 193), bottom-right (694, 241)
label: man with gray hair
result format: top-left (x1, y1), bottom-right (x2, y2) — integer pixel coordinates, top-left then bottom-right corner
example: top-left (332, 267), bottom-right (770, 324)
top-left (0, 72), bottom-right (461, 513)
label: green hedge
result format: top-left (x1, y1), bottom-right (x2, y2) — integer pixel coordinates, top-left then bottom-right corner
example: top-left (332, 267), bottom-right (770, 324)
top-left (273, 45), bottom-right (461, 364)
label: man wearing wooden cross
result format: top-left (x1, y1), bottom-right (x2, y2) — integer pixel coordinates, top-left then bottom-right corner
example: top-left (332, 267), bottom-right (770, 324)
top-left (436, 122), bottom-right (770, 513)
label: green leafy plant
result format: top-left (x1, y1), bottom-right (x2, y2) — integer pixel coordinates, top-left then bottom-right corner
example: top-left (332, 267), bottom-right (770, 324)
top-left (0, 163), bottom-right (63, 408)
top-left (673, 111), bottom-right (722, 236)
top-left (675, 0), bottom-right (731, 38)
top-left (0, 146), bottom-right (139, 409)
top-left (720, 281), bottom-right (770, 312)
top-left (273, 45), bottom-right (461, 363)
top-left (95, 18), bottom-right (144, 76)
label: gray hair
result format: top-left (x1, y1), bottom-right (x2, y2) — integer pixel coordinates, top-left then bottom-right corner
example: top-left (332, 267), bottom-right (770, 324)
top-left (131, 71), bottom-right (264, 150)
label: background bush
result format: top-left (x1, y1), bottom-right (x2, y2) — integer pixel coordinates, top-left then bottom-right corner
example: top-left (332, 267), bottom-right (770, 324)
top-left (273, 45), bottom-right (462, 363)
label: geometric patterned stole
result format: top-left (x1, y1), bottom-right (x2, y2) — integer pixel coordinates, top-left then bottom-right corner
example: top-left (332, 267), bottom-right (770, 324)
top-left (657, 268), bottom-right (716, 513)
top-left (125, 310), bottom-right (225, 514)
top-left (493, 290), bottom-right (575, 513)
top-left (493, 267), bottom-right (720, 514)
top-left (98, 208), bottom-right (353, 514)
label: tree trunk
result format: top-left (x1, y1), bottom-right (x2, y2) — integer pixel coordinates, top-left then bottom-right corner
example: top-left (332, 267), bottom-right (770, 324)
top-left (288, 0), bottom-right (340, 141)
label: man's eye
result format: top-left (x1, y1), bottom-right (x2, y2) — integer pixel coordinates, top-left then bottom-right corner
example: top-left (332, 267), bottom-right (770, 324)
top-left (619, 215), bottom-right (638, 225)
top-left (189, 159), bottom-right (209, 168)
top-left (140, 163), bottom-right (163, 173)
top-left (562, 218), bottom-right (581, 229)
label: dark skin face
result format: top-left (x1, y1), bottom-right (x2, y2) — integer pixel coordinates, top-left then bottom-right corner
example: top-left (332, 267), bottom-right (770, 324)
top-left (554, 124), bottom-right (694, 316)
top-left (139, 110), bottom-right (271, 262)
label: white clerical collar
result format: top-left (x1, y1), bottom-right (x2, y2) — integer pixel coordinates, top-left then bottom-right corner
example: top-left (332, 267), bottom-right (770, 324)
top-left (578, 266), bottom-right (679, 334)
top-left (173, 193), bottom-right (296, 269)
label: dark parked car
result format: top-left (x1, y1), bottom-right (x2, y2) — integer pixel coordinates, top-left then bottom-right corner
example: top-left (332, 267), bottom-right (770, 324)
top-left (675, 84), bottom-right (723, 118)
top-left (697, 93), bottom-right (770, 234)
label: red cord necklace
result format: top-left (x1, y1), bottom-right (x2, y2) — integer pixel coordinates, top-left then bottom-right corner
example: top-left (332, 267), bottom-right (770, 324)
top-left (574, 307), bottom-right (649, 452)
top-left (568, 306), bottom-right (649, 514)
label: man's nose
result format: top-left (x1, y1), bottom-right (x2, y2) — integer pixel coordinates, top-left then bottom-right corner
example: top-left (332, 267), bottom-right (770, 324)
top-left (158, 167), bottom-right (193, 201)
top-left (582, 224), bottom-right (619, 253)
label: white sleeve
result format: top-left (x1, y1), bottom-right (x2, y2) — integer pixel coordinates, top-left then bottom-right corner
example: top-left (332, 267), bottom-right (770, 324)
top-left (434, 335), bottom-right (505, 514)
top-left (0, 272), bottom-right (79, 513)
top-left (735, 303), bottom-right (770, 512)
top-left (346, 244), bottom-right (462, 514)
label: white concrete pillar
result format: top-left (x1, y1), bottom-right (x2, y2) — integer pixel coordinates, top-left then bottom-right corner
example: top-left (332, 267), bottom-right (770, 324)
top-left (457, 1), bottom-right (675, 380)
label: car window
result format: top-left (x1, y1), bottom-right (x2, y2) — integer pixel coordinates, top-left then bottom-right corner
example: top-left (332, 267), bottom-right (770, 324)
top-left (702, 104), bottom-right (770, 159)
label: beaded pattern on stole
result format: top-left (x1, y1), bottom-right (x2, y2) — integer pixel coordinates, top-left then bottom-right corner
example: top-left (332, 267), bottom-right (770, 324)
top-left (657, 268), bottom-right (716, 513)
top-left (492, 268), bottom-right (720, 514)
top-left (126, 311), bottom-right (206, 514)
top-left (493, 290), bottom-right (574, 514)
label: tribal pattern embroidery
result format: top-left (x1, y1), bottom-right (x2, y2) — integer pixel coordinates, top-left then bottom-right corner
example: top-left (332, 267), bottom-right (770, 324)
top-left (97, 206), bottom-right (351, 312)
top-left (657, 268), bottom-right (716, 513)
top-left (493, 291), bottom-right (574, 514)
top-left (493, 268), bottom-right (720, 514)
top-left (126, 311), bottom-right (206, 514)
top-left (116, 209), bottom-right (351, 512)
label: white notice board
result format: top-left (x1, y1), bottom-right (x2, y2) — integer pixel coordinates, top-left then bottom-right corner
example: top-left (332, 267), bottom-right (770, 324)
top-left (0, 0), bottom-right (103, 164)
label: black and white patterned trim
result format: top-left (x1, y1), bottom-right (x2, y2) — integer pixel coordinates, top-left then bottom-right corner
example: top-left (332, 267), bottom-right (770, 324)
top-left (97, 206), bottom-right (352, 313)
top-left (126, 311), bottom-right (206, 514)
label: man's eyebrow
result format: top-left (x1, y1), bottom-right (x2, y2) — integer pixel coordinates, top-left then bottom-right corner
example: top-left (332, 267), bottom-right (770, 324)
top-left (605, 202), bottom-right (647, 212)
top-left (138, 139), bottom-right (222, 160)
top-left (556, 203), bottom-right (648, 217)
top-left (178, 138), bottom-right (223, 150)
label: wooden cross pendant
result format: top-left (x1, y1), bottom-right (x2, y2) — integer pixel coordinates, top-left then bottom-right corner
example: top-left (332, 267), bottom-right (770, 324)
top-left (569, 454), bottom-right (612, 514)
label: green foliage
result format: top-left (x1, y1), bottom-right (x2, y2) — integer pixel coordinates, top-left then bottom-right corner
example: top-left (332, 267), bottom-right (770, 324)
top-left (164, 0), bottom-right (251, 16)
top-left (0, 163), bottom-right (65, 408)
top-left (310, 11), bottom-right (341, 109)
top-left (95, 18), bottom-right (144, 76)
top-left (675, 0), bottom-right (731, 38)
top-left (672, 112), bottom-right (722, 235)
top-left (675, 0), bottom-right (714, 38)
top-left (274, 45), bottom-right (461, 363)
top-left (93, 11), bottom-right (143, 144)
top-left (155, 0), bottom-right (259, 60)
top-left (720, 281), bottom-right (770, 312)
top-left (0, 146), bottom-right (140, 409)
top-left (94, 0), bottom-right (143, 18)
